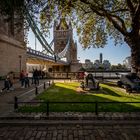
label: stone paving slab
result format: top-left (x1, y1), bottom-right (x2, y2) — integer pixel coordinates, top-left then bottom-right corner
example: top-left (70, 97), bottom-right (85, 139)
top-left (1, 119), bottom-right (140, 126)
top-left (1, 112), bottom-right (140, 121)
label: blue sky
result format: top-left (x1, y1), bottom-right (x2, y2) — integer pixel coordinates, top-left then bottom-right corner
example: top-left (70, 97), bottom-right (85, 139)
top-left (77, 39), bottom-right (131, 64)
top-left (28, 28), bottom-right (131, 65)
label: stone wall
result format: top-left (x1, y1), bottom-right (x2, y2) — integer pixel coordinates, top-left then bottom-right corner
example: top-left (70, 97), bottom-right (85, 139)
top-left (0, 12), bottom-right (26, 77)
top-left (0, 34), bottom-right (26, 76)
top-left (70, 63), bottom-right (82, 72)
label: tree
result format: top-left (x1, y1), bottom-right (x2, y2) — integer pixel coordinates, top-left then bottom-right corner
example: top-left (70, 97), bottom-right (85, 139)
top-left (1, 0), bottom-right (140, 74)
top-left (41, 0), bottom-right (140, 74)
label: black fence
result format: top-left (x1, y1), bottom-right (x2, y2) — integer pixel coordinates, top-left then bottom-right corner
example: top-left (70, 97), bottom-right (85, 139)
top-left (14, 100), bottom-right (140, 116)
top-left (14, 80), bottom-right (52, 104)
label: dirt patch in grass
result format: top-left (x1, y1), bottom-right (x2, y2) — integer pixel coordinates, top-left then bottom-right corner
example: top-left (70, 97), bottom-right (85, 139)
top-left (76, 87), bottom-right (106, 94)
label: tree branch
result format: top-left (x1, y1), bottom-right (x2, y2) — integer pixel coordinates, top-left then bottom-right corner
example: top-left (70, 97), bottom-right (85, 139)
top-left (79, 5), bottom-right (92, 15)
top-left (135, 2), bottom-right (140, 18)
top-left (126, 0), bottom-right (135, 14)
top-left (111, 8), bottom-right (129, 13)
top-left (105, 12), bottom-right (128, 36)
top-left (109, 14), bottom-right (127, 32)
top-left (79, 0), bottom-right (128, 35)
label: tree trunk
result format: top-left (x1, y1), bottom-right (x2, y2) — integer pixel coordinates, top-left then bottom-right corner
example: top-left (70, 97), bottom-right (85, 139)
top-left (125, 36), bottom-right (140, 75)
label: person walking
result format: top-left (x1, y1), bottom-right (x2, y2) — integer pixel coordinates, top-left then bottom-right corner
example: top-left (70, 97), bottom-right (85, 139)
top-left (1, 75), bottom-right (10, 92)
top-left (20, 70), bottom-right (25, 88)
top-left (31, 69), bottom-right (35, 84)
top-left (9, 71), bottom-right (14, 90)
top-left (25, 72), bottom-right (30, 88)
top-left (34, 69), bottom-right (39, 85)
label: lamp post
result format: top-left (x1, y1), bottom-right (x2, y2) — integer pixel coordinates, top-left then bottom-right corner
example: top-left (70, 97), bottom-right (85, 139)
top-left (19, 55), bottom-right (22, 72)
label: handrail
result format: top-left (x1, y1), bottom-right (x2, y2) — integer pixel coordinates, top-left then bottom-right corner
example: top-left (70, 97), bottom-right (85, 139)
top-left (15, 101), bottom-right (140, 104)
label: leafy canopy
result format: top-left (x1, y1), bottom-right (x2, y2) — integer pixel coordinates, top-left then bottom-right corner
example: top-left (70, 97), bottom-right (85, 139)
top-left (1, 0), bottom-right (140, 49)
top-left (38, 0), bottom-right (140, 49)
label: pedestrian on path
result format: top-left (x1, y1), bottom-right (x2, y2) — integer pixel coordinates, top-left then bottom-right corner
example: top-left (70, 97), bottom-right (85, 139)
top-left (25, 72), bottom-right (30, 88)
top-left (8, 71), bottom-right (14, 90)
top-left (34, 69), bottom-right (39, 85)
top-left (1, 75), bottom-right (10, 92)
top-left (20, 70), bottom-right (25, 88)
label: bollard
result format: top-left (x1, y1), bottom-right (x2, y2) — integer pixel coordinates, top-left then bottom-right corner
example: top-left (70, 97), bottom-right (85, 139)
top-left (14, 96), bottom-right (18, 110)
top-left (95, 102), bottom-right (98, 115)
top-left (35, 86), bottom-right (38, 95)
top-left (49, 81), bottom-right (51, 86)
top-left (46, 102), bottom-right (49, 116)
top-left (44, 82), bottom-right (46, 89)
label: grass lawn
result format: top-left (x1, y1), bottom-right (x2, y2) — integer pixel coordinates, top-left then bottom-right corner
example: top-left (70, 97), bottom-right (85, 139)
top-left (19, 82), bottom-right (140, 113)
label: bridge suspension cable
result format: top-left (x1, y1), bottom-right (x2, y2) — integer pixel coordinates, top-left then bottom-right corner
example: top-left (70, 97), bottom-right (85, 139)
top-left (25, 7), bottom-right (54, 55)
top-left (25, 3), bottom-right (71, 62)
top-left (41, 39), bottom-right (54, 53)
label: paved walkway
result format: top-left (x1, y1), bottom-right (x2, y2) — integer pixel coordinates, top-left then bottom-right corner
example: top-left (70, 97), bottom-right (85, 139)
top-left (0, 79), bottom-right (51, 117)
top-left (0, 120), bottom-right (140, 140)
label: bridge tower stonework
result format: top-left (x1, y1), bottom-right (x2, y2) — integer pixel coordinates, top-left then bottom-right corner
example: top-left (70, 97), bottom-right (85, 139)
top-left (0, 13), bottom-right (26, 76)
top-left (53, 18), bottom-right (81, 72)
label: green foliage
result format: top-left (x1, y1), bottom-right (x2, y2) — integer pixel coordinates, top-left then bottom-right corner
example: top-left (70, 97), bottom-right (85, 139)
top-left (1, 0), bottom-right (140, 49)
top-left (34, 0), bottom-right (140, 49)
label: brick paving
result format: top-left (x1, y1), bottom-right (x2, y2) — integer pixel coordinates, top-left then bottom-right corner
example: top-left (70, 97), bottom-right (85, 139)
top-left (0, 122), bottom-right (140, 140)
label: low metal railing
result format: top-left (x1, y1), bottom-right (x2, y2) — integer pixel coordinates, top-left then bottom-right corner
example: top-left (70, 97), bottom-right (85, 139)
top-left (14, 80), bottom-right (52, 104)
top-left (14, 100), bottom-right (140, 116)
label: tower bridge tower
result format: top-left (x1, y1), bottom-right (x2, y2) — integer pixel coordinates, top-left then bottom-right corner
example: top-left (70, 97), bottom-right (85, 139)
top-left (53, 18), bottom-right (80, 72)
top-left (53, 18), bottom-right (77, 63)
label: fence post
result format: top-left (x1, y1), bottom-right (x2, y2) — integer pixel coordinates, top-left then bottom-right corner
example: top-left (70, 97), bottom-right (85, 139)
top-left (46, 102), bottom-right (49, 116)
top-left (35, 86), bottom-right (38, 95)
top-left (14, 96), bottom-right (18, 110)
top-left (120, 103), bottom-right (123, 112)
top-left (95, 101), bottom-right (98, 115)
top-left (44, 82), bottom-right (46, 89)
top-left (49, 81), bottom-right (51, 86)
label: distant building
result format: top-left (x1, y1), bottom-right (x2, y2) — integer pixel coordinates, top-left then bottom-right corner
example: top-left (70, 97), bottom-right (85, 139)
top-left (102, 60), bottom-right (111, 70)
top-left (93, 57), bottom-right (111, 70)
top-left (93, 60), bottom-right (100, 69)
top-left (82, 59), bottom-right (93, 70)
top-left (99, 53), bottom-right (103, 64)
top-left (82, 54), bottom-right (111, 70)
top-left (123, 56), bottom-right (131, 70)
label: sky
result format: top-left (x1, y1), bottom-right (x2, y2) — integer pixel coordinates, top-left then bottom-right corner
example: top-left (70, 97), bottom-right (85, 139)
top-left (28, 28), bottom-right (131, 65)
